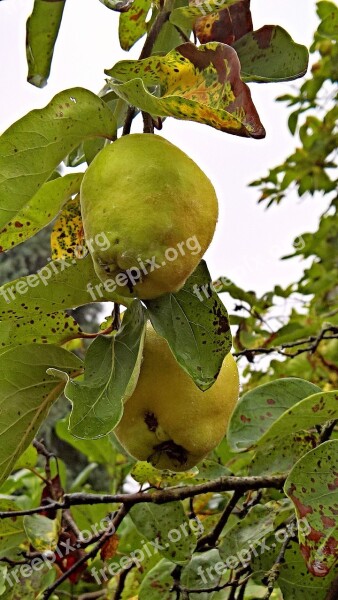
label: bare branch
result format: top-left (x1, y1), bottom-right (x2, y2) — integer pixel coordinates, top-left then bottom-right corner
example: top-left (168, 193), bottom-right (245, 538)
top-left (0, 474), bottom-right (286, 520)
top-left (234, 326), bottom-right (338, 361)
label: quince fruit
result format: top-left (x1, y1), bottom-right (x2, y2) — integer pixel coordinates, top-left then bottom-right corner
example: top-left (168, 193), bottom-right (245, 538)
top-left (80, 134), bottom-right (218, 299)
top-left (114, 324), bottom-right (239, 471)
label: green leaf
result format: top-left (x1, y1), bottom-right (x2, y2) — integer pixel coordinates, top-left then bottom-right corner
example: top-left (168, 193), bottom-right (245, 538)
top-left (119, 0), bottom-right (151, 50)
top-left (146, 261), bottom-right (232, 391)
top-left (180, 549), bottom-right (223, 599)
top-left (0, 501), bottom-right (26, 554)
top-left (56, 418), bottom-right (116, 464)
top-left (11, 446), bottom-right (38, 472)
top-left (227, 378), bottom-right (321, 451)
top-left (0, 560), bottom-right (56, 598)
top-left (233, 26), bottom-right (309, 82)
top-left (285, 440), bottom-right (338, 577)
top-left (0, 173), bottom-right (83, 252)
top-left (317, 5), bottom-right (338, 40)
top-left (65, 301), bottom-right (146, 438)
top-left (256, 390), bottom-right (338, 448)
top-left (219, 504), bottom-right (276, 564)
top-left (0, 256), bottom-right (128, 325)
top-left (23, 514), bottom-right (60, 552)
top-left (0, 87), bottom-right (116, 230)
top-left (0, 344), bottom-right (82, 486)
top-left (26, 0), bottom-right (66, 88)
top-left (106, 42), bottom-right (265, 138)
top-left (130, 501), bottom-right (197, 564)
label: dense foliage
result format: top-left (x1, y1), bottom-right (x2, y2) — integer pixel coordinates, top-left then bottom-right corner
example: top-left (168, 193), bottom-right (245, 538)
top-left (0, 1), bottom-right (336, 599)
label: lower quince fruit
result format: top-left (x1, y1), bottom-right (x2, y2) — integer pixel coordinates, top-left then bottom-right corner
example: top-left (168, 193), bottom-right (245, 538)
top-left (114, 324), bottom-right (239, 471)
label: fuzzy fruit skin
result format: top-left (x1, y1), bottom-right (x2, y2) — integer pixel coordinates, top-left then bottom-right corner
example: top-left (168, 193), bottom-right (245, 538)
top-left (114, 325), bottom-right (239, 471)
top-left (80, 134), bottom-right (218, 299)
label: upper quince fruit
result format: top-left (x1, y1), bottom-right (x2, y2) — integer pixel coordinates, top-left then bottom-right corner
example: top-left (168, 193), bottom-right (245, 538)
top-left (80, 134), bottom-right (218, 299)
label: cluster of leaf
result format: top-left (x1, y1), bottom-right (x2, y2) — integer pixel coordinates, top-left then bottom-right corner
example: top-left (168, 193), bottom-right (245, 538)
top-left (0, 378), bottom-right (337, 599)
top-left (216, 1), bottom-right (338, 392)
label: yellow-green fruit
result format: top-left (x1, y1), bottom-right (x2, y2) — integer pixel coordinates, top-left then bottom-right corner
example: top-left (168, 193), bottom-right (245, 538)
top-left (114, 325), bottom-right (239, 471)
top-left (80, 134), bottom-right (218, 299)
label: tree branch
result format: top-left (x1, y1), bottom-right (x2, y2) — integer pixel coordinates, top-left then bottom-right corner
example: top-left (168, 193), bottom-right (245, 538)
top-left (0, 474), bottom-right (286, 520)
top-left (196, 490), bottom-right (243, 550)
top-left (234, 326), bottom-right (338, 361)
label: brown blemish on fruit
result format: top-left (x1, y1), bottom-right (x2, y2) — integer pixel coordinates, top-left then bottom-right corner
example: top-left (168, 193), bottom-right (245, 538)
top-left (153, 440), bottom-right (188, 465)
top-left (144, 411), bottom-right (158, 432)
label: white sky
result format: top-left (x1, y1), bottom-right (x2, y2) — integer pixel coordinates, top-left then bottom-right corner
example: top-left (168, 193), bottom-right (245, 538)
top-left (0, 0), bottom-right (324, 295)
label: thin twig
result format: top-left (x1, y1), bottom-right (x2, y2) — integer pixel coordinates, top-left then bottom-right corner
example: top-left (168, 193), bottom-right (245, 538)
top-left (234, 326), bottom-right (338, 361)
top-left (113, 562), bottom-right (135, 600)
top-left (197, 490), bottom-right (242, 550)
top-left (262, 525), bottom-right (295, 599)
top-left (42, 505), bottom-right (129, 600)
top-left (121, 0), bottom-right (174, 134)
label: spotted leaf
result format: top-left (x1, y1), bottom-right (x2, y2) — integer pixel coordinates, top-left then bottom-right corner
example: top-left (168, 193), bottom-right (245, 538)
top-left (119, 0), bottom-right (152, 50)
top-left (192, 0), bottom-right (252, 45)
top-left (0, 88), bottom-right (116, 230)
top-left (51, 194), bottom-right (87, 260)
top-left (106, 42), bottom-right (265, 138)
top-left (0, 310), bottom-right (83, 355)
top-left (285, 441), bottom-right (338, 577)
top-left (233, 25), bottom-right (309, 82)
top-left (0, 173), bottom-right (83, 254)
top-left (146, 261), bottom-right (232, 391)
top-left (170, 0), bottom-right (247, 38)
top-left (228, 378), bottom-right (321, 452)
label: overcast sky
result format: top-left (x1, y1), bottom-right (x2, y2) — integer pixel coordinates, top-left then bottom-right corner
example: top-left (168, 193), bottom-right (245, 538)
top-left (0, 0), bottom-right (324, 296)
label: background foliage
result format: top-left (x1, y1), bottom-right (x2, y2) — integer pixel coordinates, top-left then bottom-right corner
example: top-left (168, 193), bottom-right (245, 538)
top-left (0, 1), bottom-right (337, 599)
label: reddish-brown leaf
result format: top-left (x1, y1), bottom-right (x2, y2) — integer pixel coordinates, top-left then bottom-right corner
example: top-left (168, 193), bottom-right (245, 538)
top-left (194, 0), bottom-right (252, 45)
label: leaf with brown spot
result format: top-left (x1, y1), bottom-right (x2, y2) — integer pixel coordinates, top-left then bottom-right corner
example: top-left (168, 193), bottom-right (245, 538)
top-left (285, 441), bottom-right (338, 577)
top-left (193, 0), bottom-right (252, 45)
top-left (0, 309), bottom-right (84, 355)
top-left (146, 261), bottom-right (232, 391)
top-left (170, 0), bottom-right (246, 37)
top-left (228, 378), bottom-right (321, 452)
top-left (234, 25), bottom-right (309, 82)
top-left (0, 344), bottom-right (82, 486)
top-left (106, 42), bottom-right (265, 138)
top-left (101, 534), bottom-right (119, 560)
top-left (51, 194), bottom-right (87, 260)
top-left (0, 88), bottom-right (116, 231)
top-left (119, 0), bottom-right (151, 51)
top-left (0, 173), bottom-right (83, 253)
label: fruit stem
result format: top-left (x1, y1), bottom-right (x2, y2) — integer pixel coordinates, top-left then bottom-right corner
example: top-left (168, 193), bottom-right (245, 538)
top-left (122, 0), bottom-right (175, 135)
